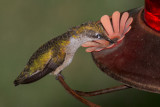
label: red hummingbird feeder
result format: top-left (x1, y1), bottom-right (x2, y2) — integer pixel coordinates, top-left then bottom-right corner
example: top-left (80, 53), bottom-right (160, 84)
top-left (92, 0), bottom-right (160, 94)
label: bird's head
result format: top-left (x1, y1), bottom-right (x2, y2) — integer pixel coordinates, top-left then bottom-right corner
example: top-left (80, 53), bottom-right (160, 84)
top-left (71, 22), bottom-right (114, 44)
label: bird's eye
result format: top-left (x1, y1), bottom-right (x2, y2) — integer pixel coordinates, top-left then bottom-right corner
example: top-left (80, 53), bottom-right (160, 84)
top-left (96, 33), bottom-right (101, 39)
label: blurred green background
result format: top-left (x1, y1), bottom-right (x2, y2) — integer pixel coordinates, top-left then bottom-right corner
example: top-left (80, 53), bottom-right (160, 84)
top-left (1, 0), bottom-right (160, 107)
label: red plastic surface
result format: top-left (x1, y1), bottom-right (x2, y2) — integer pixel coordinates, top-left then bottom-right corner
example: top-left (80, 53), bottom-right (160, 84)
top-left (144, 0), bottom-right (160, 31)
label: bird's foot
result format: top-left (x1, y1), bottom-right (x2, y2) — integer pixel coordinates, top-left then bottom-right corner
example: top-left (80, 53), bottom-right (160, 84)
top-left (56, 72), bottom-right (64, 80)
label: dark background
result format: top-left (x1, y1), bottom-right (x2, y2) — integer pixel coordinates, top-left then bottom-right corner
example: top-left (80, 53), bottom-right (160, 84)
top-left (1, 0), bottom-right (159, 107)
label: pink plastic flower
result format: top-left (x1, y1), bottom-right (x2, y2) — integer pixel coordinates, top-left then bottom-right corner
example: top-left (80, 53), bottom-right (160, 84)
top-left (82, 11), bottom-right (133, 52)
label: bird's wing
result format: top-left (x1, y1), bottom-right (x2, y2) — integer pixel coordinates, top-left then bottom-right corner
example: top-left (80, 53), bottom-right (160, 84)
top-left (14, 51), bottom-right (66, 85)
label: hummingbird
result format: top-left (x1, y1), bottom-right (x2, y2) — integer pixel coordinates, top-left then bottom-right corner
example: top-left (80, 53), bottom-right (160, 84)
top-left (14, 22), bottom-right (114, 86)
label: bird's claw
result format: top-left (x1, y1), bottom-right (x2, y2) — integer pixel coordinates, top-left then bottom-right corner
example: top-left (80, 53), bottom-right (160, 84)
top-left (56, 73), bottom-right (64, 80)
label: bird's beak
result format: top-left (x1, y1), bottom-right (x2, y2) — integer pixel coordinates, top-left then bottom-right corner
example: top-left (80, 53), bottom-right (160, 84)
top-left (103, 36), bottom-right (115, 44)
